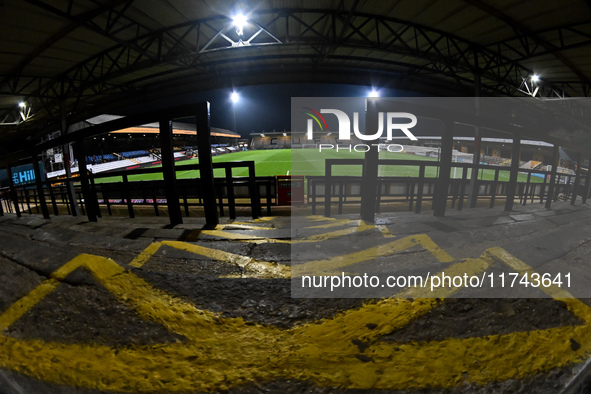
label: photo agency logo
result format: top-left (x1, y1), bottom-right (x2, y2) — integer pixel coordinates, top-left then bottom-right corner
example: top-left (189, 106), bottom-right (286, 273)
top-left (302, 104), bottom-right (418, 153)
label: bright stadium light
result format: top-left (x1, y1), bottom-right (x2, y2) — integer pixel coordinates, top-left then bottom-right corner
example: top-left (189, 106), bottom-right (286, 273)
top-left (368, 89), bottom-right (379, 97)
top-left (18, 101), bottom-right (26, 108)
top-left (231, 91), bottom-right (239, 103)
top-left (233, 14), bottom-right (248, 36)
top-left (531, 74), bottom-right (540, 83)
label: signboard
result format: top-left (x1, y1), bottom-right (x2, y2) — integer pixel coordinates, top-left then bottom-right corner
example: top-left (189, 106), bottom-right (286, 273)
top-left (276, 175), bottom-right (305, 205)
top-left (0, 163), bottom-right (45, 188)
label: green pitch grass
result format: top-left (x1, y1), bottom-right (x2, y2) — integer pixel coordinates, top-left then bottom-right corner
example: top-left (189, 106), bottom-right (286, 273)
top-left (94, 149), bottom-right (543, 183)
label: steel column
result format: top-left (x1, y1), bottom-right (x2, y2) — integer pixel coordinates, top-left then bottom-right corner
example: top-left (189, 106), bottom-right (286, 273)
top-left (159, 119), bottom-right (183, 226)
top-left (468, 129), bottom-right (481, 209)
top-left (5, 165), bottom-right (21, 218)
top-left (433, 120), bottom-right (454, 217)
top-left (545, 145), bottom-right (560, 209)
top-left (196, 102), bottom-right (219, 226)
top-left (73, 139), bottom-right (98, 222)
top-left (583, 154), bottom-right (591, 204)
top-left (504, 134), bottom-right (521, 212)
top-left (61, 105), bottom-right (80, 216)
top-left (32, 156), bottom-right (50, 219)
top-left (360, 99), bottom-right (380, 223)
top-left (571, 152), bottom-right (582, 206)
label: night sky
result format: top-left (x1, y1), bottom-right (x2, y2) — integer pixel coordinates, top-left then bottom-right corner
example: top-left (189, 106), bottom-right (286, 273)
top-left (183, 83), bottom-right (418, 138)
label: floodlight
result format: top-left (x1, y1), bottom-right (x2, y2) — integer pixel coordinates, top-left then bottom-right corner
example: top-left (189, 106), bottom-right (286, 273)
top-left (233, 14), bottom-right (247, 36)
top-left (531, 74), bottom-right (540, 83)
top-left (231, 91), bottom-right (239, 103)
top-left (368, 89), bottom-right (379, 97)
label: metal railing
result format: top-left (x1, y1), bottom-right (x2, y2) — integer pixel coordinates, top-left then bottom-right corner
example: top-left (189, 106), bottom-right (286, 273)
top-left (1, 161), bottom-right (276, 220)
top-left (307, 159), bottom-right (581, 215)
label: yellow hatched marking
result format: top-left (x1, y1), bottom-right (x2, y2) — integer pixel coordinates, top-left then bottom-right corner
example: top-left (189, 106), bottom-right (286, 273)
top-left (3, 235), bottom-right (590, 392)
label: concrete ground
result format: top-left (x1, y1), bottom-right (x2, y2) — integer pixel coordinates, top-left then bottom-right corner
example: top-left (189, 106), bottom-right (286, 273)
top-left (0, 200), bottom-right (591, 393)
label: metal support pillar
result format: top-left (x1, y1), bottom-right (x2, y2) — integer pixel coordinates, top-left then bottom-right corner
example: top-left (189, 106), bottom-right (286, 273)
top-left (5, 165), bottom-right (21, 217)
top-left (469, 66), bottom-right (482, 209)
top-left (196, 102), bottom-right (219, 226)
top-left (468, 129), bottom-right (481, 208)
top-left (583, 154), bottom-right (591, 204)
top-left (360, 99), bottom-right (380, 223)
top-left (32, 156), bottom-right (50, 219)
top-left (504, 134), bottom-right (521, 212)
top-left (159, 119), bottom-right (183, 226)
top-left (73, 139), bottom-right (98, 222)
top-left (434, 120), bottom-right (453, 217)
top-left (60, 104), bottom-right (80, 216)
top-left (545, 145), bottom-right (560, 209)
top-left (571, 152), bottom-right (582, 206)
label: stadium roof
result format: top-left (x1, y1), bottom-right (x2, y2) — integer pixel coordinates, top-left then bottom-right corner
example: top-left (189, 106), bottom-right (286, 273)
top-left (85, 115), bottom-right (239, 138)
top-left (1, 0), bottom-right (591, 153)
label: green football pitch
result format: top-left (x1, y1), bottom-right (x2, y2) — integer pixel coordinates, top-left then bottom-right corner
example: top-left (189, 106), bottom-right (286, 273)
top-left (94, 149), bottom-right (543, 183)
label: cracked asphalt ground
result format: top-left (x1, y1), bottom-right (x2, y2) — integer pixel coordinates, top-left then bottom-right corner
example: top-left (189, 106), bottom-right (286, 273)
top-left (1, 201), bottom-right (591, 393)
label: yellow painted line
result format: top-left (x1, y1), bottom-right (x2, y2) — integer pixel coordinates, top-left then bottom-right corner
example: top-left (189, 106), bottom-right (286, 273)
top-left (376, 225), bottom-right (395, 238)
top-left (482, 247), bottom-right (591, 324)
top-left (1, 246), bottom-right (590, 392)
top-left (129, 240), bottom-right (289, 279)
top-left (253, 217), bottom-right (274, 222)
top-left (306, 221), bottom-right (352, 229)
top-left (131, 233), bottom-right (451, 280)
top-left (305, 219), bottom-right (356, 229)
top-left (305, 215), bottom-right (349, 222)
top-left (297, 256), bottom-right (491, 347)
top-left (0, 279), bottom-right (59, 330)
top-left (128, 241), bottom-right (163, 268)
top-left (129, 230), bottom-right (451, 280)
top-left (217, 224), bottom-right (275, 231)
top-left (200, 230), bottom-right (290, 244)
top-left (292, 224), bottom-right (375, 243)
top-left (199, 222), bottom-right (375, 244)
top-left (292, 234), bottom-right (454, 277)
